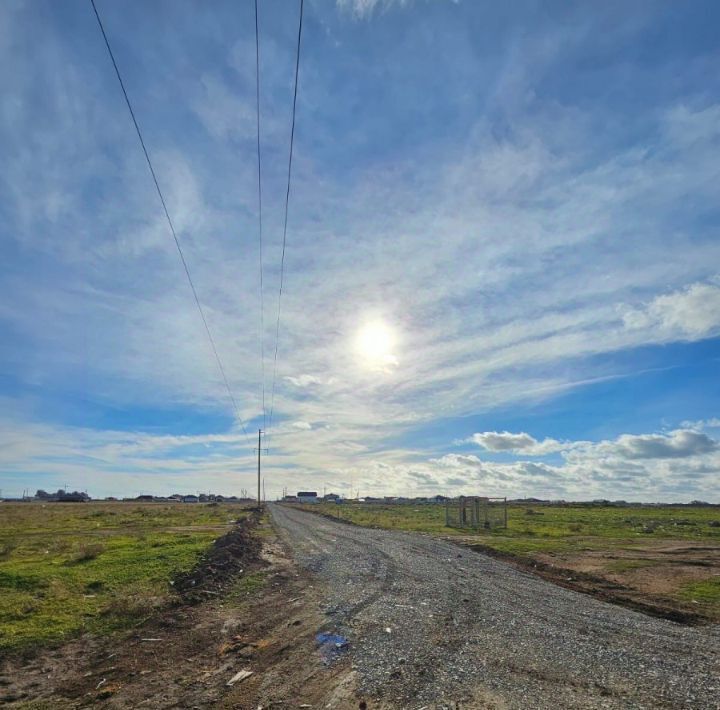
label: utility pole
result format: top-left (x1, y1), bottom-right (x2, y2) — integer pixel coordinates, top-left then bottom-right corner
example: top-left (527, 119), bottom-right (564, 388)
top-left (254, 429), bottom-right (268, 506)
top-left (257, 429), bottom-right (262, 505)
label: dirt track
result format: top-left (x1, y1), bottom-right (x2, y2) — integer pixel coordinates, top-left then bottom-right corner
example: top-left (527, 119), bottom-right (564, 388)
top-left (271, 503), bottom-right (720, 709)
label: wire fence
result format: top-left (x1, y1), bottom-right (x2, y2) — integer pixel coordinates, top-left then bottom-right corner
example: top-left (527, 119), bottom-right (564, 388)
top-left (445, 496), bottom-right (508, 530)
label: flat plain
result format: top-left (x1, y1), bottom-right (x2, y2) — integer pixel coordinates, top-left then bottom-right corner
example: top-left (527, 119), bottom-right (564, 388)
top-left (0, 501), bottom-right (251, 654)
top-left (1, 500), bottom-right (719, 708)
top-left (300, 501), bottom-right (720, 622)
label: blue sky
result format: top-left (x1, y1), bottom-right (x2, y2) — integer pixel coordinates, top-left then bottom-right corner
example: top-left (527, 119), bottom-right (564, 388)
top-left (1, 0), bottom-right (719, 501)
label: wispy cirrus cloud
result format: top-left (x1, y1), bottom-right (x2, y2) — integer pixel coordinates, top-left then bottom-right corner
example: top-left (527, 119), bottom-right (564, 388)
top-left (1, 1), bottom-right (719, 499)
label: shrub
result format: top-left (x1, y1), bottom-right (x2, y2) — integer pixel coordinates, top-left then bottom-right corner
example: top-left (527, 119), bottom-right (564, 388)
top-left (69, 543), bottom-right (105, 564)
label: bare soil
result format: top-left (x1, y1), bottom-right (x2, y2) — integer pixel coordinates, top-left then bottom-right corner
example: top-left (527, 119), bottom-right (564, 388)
top-left (0, 514), bottom-right (360, 709)
top-left (462, 539), bottom-right (720, 625)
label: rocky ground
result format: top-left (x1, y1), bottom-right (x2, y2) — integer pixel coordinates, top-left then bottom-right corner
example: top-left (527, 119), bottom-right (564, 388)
top-left (271, 503), bottom-right (720, 709)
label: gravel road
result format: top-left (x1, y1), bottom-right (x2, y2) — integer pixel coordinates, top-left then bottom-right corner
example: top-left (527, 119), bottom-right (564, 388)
top-left (270, 504), bottom-right (720, 709)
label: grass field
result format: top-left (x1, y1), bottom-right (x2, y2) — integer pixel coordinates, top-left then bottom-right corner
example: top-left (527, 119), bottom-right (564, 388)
top-left (0, 502), bottom-right (252, 654)
top-left (299, 501), bottom-right (720, 618)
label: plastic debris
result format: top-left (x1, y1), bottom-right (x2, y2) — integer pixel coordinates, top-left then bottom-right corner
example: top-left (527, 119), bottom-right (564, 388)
top-left (315, 632), bottom-right (349, 665)
top-left (227, 669), bottom-right (254, 686)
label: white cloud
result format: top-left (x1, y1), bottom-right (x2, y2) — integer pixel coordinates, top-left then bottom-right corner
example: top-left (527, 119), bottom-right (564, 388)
top-left (336, 0), bottom-right (410, 19)
top-left (284, 374), bottom-right (324, 388)
top-left (623, 281), bottom-right (720, 340)
top-left (591, 429), bottom-right (718, 460)
top-left (470, 431), bottom-right (569, 455)
top-left (292, 420), bottom-right (312, 430)
top-left (470, 428), bottom-right (718, 462)
top-left (1, 4), bottom-right (719, 501)
top-left (682, 418), bottom-right (720, 431)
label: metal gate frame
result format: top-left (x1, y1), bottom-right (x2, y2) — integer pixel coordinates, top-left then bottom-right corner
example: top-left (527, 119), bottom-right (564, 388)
top-left (445, 495), bottom-right (508, 530)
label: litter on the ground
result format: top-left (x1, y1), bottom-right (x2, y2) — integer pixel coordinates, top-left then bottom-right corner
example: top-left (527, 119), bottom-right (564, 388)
top-left (315, 632), bottom-right (349, 665)
top-left (227, 669), bottom-right (254, 686)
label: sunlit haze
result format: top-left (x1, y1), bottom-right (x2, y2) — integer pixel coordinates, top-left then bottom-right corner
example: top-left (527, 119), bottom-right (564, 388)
top-left (354, 320), bottom-right (399, 372)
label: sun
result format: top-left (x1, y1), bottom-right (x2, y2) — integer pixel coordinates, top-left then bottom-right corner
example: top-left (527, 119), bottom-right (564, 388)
top-left (355, 319), bottom-right (399, 371)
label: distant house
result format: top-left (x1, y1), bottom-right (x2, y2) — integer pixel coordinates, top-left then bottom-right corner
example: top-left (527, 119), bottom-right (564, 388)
top-left (136, 494), bottom-right (154, 502)
top-left (323, 493), bottom-right (341, 502)
top-left (56, 490), bottom-right (89, 503)
top-left (183, 494), bottom-right (199, 503)
top-left (297, 491), bottom-right (318, 503)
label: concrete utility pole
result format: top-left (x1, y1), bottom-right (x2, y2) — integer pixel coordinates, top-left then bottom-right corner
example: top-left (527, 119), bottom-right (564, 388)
top-left (257, 429), bottom-right (262, 505)
top-left (255, 429), bottom-right (268, 506)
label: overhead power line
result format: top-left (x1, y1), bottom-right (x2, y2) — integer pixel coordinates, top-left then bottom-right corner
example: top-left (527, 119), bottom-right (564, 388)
top-left (268, 0), bottom-right (305, 434)
top-left (89, 0), bottom-right (250, 441)
top-left (254, 0), bottom-right (266, 432)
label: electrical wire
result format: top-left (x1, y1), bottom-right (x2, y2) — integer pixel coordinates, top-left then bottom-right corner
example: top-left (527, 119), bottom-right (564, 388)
top-left (89, 0), bottom-right (250, 441)
top-left (254, 0), bottom-right (266, 433)
top-left (267, 0), bottom-right (304, 435)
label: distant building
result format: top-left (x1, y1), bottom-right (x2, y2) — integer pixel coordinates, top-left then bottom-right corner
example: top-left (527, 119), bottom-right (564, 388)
top-left (183, 494), bottom-right (199, 503)
top-left (297, 491), bottom-right (318, 503)
top-left (136, 495), bottom-right (154, 502)
top-left (323, 493), bottom-right (341, 502)
top-left (56, 490), bottom-right (89, 502)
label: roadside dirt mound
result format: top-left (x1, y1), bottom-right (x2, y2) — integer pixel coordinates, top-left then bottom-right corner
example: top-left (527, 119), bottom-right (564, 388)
top-left (1, 520), bottom-right (359, 708)
top-left (174, 510), bottom-right (264, 602)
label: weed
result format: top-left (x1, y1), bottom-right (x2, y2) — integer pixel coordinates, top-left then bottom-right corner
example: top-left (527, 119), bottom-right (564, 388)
top-left (68, 543), bottom-right (105, 564)
top-left (0, 501), bottom-right (253, 653)
top-left (228, 571), bottom-right (267, 601)
top-left (0, 571), bottom-right (47, 592)
top-left (678, 577), bottom-right (720, 604)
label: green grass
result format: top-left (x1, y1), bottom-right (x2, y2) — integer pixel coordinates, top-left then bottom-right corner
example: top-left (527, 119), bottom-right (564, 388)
top-left (0, 502), bottom-right (251, 654)
top-left (678, 577), bottom-right (720, 604)
top-left (302, 501), bottom-right (720, 552)
top-left (298, 502), bottom-right (720, 561)
top-left (605, 559), bottom-right (658, 573)
top-left (227, 571), bottom-right (269, 601)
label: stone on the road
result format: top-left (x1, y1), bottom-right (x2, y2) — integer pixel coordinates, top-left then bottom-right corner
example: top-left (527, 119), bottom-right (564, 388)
top-left (270, 503), bottom-right (720, 709)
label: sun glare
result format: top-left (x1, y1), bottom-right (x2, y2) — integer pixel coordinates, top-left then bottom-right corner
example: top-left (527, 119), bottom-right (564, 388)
top-left (355, 320), bottom-right (399, 371)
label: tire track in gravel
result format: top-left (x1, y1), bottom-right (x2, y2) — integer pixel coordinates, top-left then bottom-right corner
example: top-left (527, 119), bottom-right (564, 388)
top-left (270, 503), bottom-right (720, 710)
top-left (272, 502), bottom-right (398, 623)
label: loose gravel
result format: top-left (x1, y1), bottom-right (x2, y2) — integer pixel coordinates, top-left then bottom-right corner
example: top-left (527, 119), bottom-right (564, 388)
top-left (270, 504), bottom-right (720, 709)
